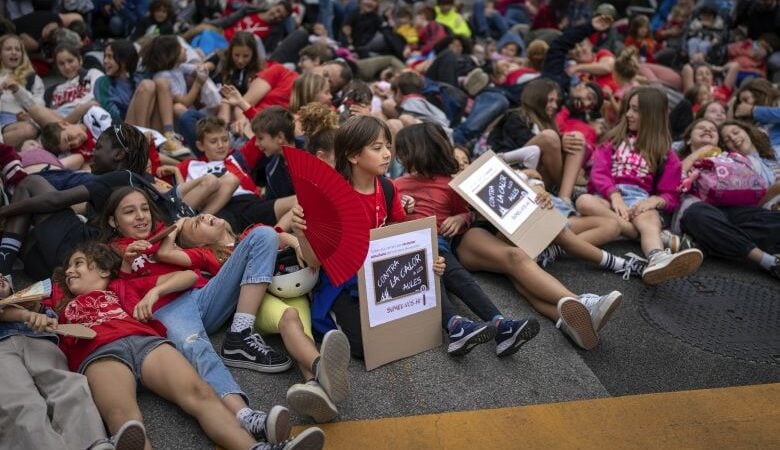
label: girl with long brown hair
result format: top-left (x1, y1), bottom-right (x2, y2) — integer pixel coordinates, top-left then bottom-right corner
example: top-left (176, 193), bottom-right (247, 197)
top-left (576, 87), bottom-right (704, 285)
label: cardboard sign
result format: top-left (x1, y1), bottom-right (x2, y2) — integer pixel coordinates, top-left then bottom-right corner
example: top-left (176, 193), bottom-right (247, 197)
top-left (358, 216), bottom-right (441, 370)
top-left (450, 150), bottom-right (567, 259)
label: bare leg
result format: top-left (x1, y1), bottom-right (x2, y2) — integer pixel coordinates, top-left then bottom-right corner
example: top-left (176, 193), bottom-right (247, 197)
top-left (126, 80), bottom-right (157, 128)
top-left (153, 78), bottom-right (176, 130)
top-left (141, 344), bottom-right (256, 450)
top-left (278, 308), bottom-right (319, 380)
top-left (527, 130), bottom-right (563, 191)
top-left (201, 173), bottom-right (240, 215)
top-left (179, 175), bottom-right (220, 210)
top-left (576, 194), bottom-right (639, 239)
top-left (273, 195), bottom-right (297, 230)
top-left (455, 227), bottom-right (576, 321)
top-left (552, 227), bottom-right (604, 265)
top-left (632, 210), bottom-right (663, 256)
top-left (558, 146), bottom-right (585, 200)
top-left (85, 360), bottom-right (151, 450)
top-left (567, 216), bottom-right (622, 246)
top-left (237, 283), bottom-right (269, 315)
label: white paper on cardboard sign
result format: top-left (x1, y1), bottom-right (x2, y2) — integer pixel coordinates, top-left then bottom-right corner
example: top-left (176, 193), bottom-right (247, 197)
top-left (362, 228), bottom-right (437, 327)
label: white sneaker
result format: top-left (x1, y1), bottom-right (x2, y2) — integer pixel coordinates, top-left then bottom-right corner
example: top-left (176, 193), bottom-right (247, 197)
top-left (111, 420), bottom-right (146, 450)
top-left (317, 330), bottom-right (350, 404)
top-left (578, 291), bottom-right (622, 332)
top-left (287, 381), bottom-right (338, 424)
top-left (556, 297), bottom-right (599, 350)
top-left (642, 248), bottom-right (703, 285)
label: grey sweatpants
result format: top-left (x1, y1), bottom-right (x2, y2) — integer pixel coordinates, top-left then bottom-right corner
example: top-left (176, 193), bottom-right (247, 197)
top-left (0, 335), bottom-right (108, 450)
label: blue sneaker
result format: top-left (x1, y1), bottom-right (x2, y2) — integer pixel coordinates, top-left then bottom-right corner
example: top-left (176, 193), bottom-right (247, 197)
top-left (495, 317), bottom-right (540, 357)
top-left (447, 319), bottom-right (496, 356)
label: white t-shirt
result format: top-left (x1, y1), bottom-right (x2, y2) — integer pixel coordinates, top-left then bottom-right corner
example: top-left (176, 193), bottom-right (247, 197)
top-left (48, 68), bottom-right (104, 114)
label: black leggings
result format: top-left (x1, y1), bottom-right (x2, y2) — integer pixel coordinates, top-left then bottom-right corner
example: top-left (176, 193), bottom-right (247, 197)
top-left (439, 250), bottom-right (501, 329)
top-left (330, 291), bottom-right (364, 359)
top-left (680, 202), bottom-right (780, 260)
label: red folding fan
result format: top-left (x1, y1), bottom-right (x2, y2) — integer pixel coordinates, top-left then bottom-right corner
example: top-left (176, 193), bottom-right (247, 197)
top-left (283, 146), bottom-right (371, 286)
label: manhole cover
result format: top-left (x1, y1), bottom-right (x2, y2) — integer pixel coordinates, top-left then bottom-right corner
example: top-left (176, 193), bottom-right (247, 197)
top-left (638, 276), bottom-right (780, 364)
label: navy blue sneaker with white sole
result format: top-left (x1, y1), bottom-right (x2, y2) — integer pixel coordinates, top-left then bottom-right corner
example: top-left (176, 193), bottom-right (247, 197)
top-left (447, 319), bottom-right (496, 356)
top-left (495, 317), bottom-right (540, 357)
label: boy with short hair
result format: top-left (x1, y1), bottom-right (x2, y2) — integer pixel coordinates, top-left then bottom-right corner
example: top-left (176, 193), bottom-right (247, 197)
top-left (391, 72), bottom-right (451, 133)
top-left (178, 115), bottom-right (296, 232)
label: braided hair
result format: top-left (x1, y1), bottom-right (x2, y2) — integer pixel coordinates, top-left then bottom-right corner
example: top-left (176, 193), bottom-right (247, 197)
top-left (99, 123), bottom-right (150, 174)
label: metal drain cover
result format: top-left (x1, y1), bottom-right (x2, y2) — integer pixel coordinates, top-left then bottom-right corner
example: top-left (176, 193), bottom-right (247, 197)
top-left (638, 276), bottom-right (780, 364)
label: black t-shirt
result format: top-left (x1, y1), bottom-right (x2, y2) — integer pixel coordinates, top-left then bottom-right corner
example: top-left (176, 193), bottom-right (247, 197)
top-left (264, 154), bottom-right (294, 201)
top-left (13, 12), bottom-right (61, 41)
top-left (85, 170), bottom-right (170, 218)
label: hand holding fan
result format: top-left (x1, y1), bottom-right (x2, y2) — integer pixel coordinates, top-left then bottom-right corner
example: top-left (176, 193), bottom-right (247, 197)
top-left (0, 279), bottom-right (53, 307)
top-left (282, 146), bottom-right (371, 286)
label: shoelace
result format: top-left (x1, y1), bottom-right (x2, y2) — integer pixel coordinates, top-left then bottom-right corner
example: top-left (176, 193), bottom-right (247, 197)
top-left (578, 294), bottom-right (600, 313)
top-left (252, 438), bottom-right (292, 450)
top-left (244, 333), bottom-right (273, 356)
top-left (241, 410), bottom-right (268, 435)
top-left (616, 256), bottom-right (646, 281)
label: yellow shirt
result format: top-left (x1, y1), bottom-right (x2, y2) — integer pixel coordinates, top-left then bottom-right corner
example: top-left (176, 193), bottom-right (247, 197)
top-left (396, 23), bottom-right (419, 45)
top-left (434, 6), bottom-right (472, 38)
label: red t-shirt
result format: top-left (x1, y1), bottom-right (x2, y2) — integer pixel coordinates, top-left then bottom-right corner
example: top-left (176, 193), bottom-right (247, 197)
top-left (358, 178), bottom-right (406, 228)
top-left (577, 49), bottom-right (619, 95)
top-left (42, 277), bottom-right (167, 371)
top-left (111, 223), bottom-right (209, 310)
top-left (394, 175), bottom-right (471, 233)
top-left (254, 63), bottom-right (298, 110)
top-left (224, 13), bottom-right (271, 41)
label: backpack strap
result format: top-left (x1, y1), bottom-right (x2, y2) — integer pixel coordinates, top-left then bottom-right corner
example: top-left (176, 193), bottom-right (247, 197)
top-left (378, 176), bottom-right (395, 214)
top-left (25, 73), bottom-right (36, 92)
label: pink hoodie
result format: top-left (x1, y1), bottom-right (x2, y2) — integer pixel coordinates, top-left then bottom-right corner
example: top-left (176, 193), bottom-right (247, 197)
top-left (587, 139), bottom-right (682, 213)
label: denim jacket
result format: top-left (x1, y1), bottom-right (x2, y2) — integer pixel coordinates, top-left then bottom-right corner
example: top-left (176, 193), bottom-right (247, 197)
top-left (0, 306), bottom-right (58, 343)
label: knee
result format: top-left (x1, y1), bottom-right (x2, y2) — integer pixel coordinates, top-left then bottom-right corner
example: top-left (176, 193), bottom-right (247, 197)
top-left (138, 79), bottom-right (156, 94)
top-left (200, 174), bottom-right (220, 192)
top-left (538, 129), bottom-right (561, 152)
top-left (575, 194), bottom-right (597, 214)
top-left (221, 172), bottom-right (240, 190)
top-left (186, 379), bottom-right (218, 405)
top-left (246, 225), bottom-right (279, 247)
top-left (505, 247), bottom-right (531, 266)
top-left (278, 307), bottom-right (302, 333)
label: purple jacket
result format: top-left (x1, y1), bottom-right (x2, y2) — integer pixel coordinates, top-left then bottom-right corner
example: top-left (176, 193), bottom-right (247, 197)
top-left (588, 140), bottom-right (682, 213)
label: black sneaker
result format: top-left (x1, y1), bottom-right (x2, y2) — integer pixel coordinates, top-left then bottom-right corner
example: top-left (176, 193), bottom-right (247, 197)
top-left (221, 328), bottom-right (292, 373)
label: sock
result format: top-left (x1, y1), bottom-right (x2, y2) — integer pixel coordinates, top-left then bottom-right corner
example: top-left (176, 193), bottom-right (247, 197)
top-left (758, 252), bottom-right (777, 270)
top-left (447, 315), bottom-right (462, 331)
top-left (0, 144), bottom-right (27, 186)
top-left (0, 233), bottom-right (23, 274)
top-left (163, 124), bottom-right (175, 133)
top-left (600, 251), bottom-right (627, 271)
top-left (236, 407), bottom-right (252, 422)
top-left (311, 356), bottom-right (321, 380)
top-left (647, 249), bottom-right (664, 261)
top-left (491, 314), bottom-right (504, 326)
top-left (230, 312), bottom-right (256, 333)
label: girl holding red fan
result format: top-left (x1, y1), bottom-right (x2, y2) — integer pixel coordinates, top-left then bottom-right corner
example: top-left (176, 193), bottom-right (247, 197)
top-left (292, 115), bottom-right (445, 358)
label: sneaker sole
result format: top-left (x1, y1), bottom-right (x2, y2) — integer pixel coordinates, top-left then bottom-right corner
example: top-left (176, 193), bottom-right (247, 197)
top-left (496, 318), bottom-right (540, 357)
top-left (265, 405), bottom-right (291, 443)
top-left (318, 330), bottom-right (351, 404)
top-left (222, 357), bottom-right (293, 373)
top-left (593, 291), bottom-right (622, 332)
top-left (287, 385), bottom-right (338, 424)
top-left (287, 427), bottom-right (326, 450)
top-left (642, 250), bottom-right (703, 285)
top-left (448, 324), bottom-right (497, 356)
top-left (113, 420), bottom-right (146, 450)
top-left (558, 299), bottom-right (599, 350)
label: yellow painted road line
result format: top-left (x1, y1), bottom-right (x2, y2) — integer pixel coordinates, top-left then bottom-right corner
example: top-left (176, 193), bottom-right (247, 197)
top-left (288, 383), bottom-right (780, 449)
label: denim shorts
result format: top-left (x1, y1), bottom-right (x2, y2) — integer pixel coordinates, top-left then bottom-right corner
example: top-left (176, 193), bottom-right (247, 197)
top-left (78, 335), bottom-right (171, 384)
top-left (551, 195), bottom-right (576, 218)
top-left (38, 169), bottom-right (95, 191)
top-left (616, 184), bottom-right (650, 209)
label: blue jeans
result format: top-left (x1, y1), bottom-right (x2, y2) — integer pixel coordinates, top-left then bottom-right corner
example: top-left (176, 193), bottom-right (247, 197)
top-left (472, 0), bottom-right (509, 39)
top-left (504, 5), bottom-right (531, 26)
top-left (154, 226), bottom-right (279, 401)
top-left (453, 89), bottom-right (510, 146)
top-left (616, 184), bottom-right (650, 209)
